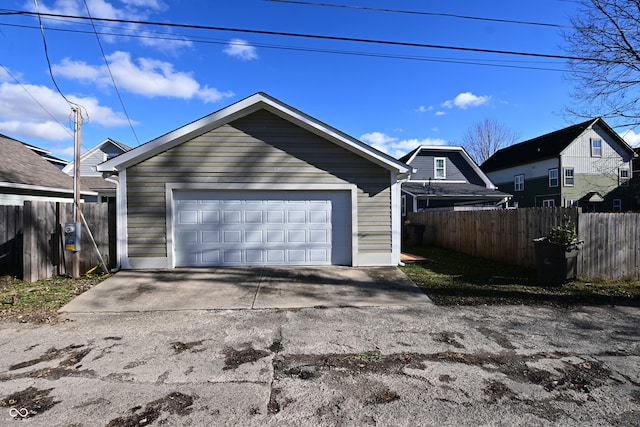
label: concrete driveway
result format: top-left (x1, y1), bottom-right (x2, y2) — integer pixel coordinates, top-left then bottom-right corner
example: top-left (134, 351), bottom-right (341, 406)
top-left (60, 267), bottom-right (431, 313)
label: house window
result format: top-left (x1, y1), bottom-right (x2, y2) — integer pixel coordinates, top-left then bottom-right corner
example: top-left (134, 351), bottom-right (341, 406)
top-left (434, 157), bottom-right (446, 179)
top-left (591, 139), bottom-right (602, 157)
top-left (401, 195), bottom-right (407, 217)
top-left (619, 168), bottom-right (630, 186)
top-left (543, 199), bottom-right (555, 207)
top-left (514, 174), bottom-right (524, 192)
top-left (613, 199), bottom-right (622, 211)
top-left (564, 168), bottom-right (575, 186)
top-left (548, 168), bottom-right (558, 187)
top-left (565, 199), bottom-right (578, 208)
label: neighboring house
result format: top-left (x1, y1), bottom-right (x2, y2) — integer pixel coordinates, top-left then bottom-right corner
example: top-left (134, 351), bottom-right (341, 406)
top-left (23, 141), bottom-right (69, 169)
top-left (63, 138), bottom-right (131, 202)
top-left (481, 118), bottom-right (637, 212)
top-left (0, 133), bottom-right (96, 205)
top-left (97, 92), bottom-right (412, 269)
top-left (399, 145), bottom-right (511, 213)
top-left (633, 147), bottom-right (640, 210)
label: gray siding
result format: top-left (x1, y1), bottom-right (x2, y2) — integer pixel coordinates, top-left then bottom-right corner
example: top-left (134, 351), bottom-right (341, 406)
top-left (126, 110), bottom-right (392, 259)
top-left (410, 151), bottom-right (484, 185)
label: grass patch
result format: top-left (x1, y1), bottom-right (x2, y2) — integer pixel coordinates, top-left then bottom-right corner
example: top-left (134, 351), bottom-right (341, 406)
top-left (401, 246), bottom-right (640, 307)
top-left (0, 274), bottom-right (108, 322)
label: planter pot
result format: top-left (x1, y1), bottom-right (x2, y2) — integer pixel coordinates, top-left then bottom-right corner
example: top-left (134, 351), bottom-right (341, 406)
top-left (533, 238), bottom-right (583, 286)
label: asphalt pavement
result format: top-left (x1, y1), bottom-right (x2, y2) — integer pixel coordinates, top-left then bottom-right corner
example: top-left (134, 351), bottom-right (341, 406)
top-left (1, 303), bottom-right (639, 426)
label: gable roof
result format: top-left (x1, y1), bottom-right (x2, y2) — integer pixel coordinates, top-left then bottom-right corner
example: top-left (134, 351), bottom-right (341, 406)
top-left (97, 92), bottom-right (411, 175)
top-left (0, 133), bottom-right (76, 192)
top-left (481, 118), bottom-right (636, 172)
top-left (62, 138), bottom-right (131, 174)
top-left (401, 145), bottom-right (496, 189)
top-left (22, 140), bottom-right (69, 169)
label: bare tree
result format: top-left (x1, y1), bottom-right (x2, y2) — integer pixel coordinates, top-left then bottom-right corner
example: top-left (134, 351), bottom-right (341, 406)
top-left (563, 0), bottom-right (640, 127)
top-left (460, 118), bottom-right (519, 165)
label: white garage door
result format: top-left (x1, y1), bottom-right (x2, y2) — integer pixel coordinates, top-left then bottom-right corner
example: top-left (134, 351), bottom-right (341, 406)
top-left (173, 191), bottom-right (351, 267)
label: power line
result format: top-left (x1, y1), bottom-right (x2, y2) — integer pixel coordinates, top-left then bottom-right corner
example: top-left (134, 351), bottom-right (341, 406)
top-left (31, 1), bottom-right (83, 110)
top-left (81, 0), bottom-right (140, 145)
top-left (4, 8), bottom-right (634, 64)
top-left (0, 20), bottom-right (569, 72)
top-left (266, 0), bottom-right (573, 29)
top-left (0, 62), bottom-right (74, 138)
top-left (266, 0), bottom-right (639, 35)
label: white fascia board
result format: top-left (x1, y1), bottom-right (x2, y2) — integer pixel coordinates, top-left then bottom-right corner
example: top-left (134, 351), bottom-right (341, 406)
top-left (98, 93), bottom-right (412, 175)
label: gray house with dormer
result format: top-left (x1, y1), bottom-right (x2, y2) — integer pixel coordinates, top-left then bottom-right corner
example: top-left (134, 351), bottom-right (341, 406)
top-left (63, 138), bottom-right (130, 202)
top-left (400, 145), bottom-right (511, 214)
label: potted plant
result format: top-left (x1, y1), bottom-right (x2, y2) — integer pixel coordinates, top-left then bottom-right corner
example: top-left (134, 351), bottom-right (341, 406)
top-left (533, 216), bottom-right (583, 286)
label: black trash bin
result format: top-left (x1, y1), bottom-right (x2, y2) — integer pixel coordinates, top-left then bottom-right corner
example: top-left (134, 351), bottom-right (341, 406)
top-left (412, 224), bottom-right (426, 245)
top-left (533, 238), bottom-right (582, 286)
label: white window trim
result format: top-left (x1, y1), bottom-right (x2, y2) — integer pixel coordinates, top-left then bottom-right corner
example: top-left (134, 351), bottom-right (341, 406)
top-left (613, 199), bottom-right (622, 211)
top-left (514, 174), bottom-right (524, 192)
top-left (542, 199), bottom-right (555, 208)
top-left (563, 168), bottom-right (575, 187)
top-left (434, 157), bottom-right (446, 179)
top-left (591, 138), bottom-right (602, 157)
top-left (619, 168), bottom-right (630, 187)
top-left (548, 168), bottom-right (558, 187)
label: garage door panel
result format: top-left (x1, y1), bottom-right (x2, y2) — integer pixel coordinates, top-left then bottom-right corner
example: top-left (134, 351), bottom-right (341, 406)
top-left (173, 190), bottom-right (351, 267)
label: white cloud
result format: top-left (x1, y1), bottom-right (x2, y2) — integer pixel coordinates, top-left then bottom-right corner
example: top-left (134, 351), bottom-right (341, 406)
top-left (416, 105), bottom-right (433, 113)
top-left (435, 111), bottom-right (446, 116)
top-left (53, 52), bottom-right (234, 103)
top-left (442, 92), bottom-right (490, 109)
top-left (32, 1), bottom-right (188, 51)
top-left (361, 132), bottom-right (447, 158)
top-left (223, 39), bottom-right (258, 61)
top-left (620, 129), bottom-right (640, 147)
top-left (0, 80), bottom-right (130, 141)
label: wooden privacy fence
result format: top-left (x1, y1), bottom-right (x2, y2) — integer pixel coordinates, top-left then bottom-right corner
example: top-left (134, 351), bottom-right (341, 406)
top-left (406, 207), bottom-right (640, 281)
top-left (0, 200), bottom-right (115, 282)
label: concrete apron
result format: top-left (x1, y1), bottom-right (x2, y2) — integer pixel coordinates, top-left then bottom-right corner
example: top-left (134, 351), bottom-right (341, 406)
top-left (59, 266), bottom-right (432, 313)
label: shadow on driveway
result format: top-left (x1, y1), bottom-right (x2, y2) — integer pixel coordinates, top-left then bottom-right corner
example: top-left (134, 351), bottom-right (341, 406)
top-left (60, 267), bottom-right (432, 313)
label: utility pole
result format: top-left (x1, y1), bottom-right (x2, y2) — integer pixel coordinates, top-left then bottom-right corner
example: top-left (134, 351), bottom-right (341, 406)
top-left (72, 107), bottom-right (81, 279)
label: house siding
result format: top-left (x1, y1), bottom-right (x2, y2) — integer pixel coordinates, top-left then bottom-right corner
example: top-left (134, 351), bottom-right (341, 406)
top-left (410, 152), bottom-right (475, 182)
top-left (486, 158), bottom-right (559, 185)
top-left (125, 110), bottom-right (392, 263)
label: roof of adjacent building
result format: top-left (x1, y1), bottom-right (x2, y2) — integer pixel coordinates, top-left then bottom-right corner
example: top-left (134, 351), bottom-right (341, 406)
top-left (481, 119), bottom-right (595, 172)
top-left (402, 182), bottom-right (511, 200)
top-left (0, 133), bottom-right (76, 191)
top-left (481, 118), bottom-right (636, 172)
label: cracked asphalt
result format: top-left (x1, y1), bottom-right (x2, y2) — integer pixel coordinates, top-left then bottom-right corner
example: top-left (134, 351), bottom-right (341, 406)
top-left (0, 304), bottom-right (638, 426)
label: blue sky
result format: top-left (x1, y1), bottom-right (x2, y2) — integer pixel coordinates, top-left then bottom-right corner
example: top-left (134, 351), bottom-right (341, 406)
top-left (1, 0), bottom-right (639, 161)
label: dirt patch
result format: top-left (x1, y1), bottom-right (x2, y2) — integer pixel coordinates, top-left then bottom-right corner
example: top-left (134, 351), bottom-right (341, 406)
top-left (364, 386), bottom-right (400, 405)
top-left (10, 344), bottom-right (89, 370)
top-left (223, 345), bottom-right (270, 370)
top-left (477, 326), bottom-right (516, 350)
top-left (105, 392), bottom-right (195, 427)
top-left (431, 331), bottom-right (465, 349)
top-left (274, 352), bottom-right (424, 379)
top-left (3, 344), bottom-right (95, 381)
top-left (0, 386), bottom-right (59, 418)
top-left (171, 340), bottom-right (204, 354)
top-left (484, 380), bottom-right (518, 403)
top-left (274, 350), bottom-right (612, 399)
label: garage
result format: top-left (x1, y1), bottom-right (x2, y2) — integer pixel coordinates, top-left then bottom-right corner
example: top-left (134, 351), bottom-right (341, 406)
top-left (173, 190), bottom-right (352, 266)
top-left (98, 93), bottom-right (411, 269)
